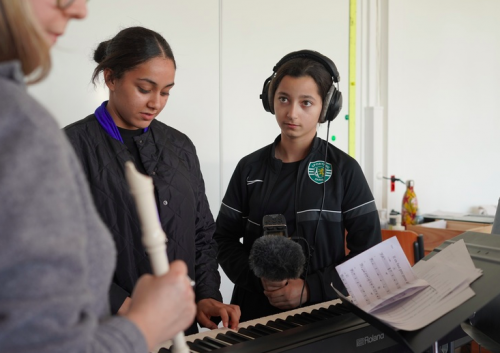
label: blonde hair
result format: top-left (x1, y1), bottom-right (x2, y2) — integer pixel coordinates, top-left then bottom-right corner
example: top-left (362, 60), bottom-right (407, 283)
top-left (0, 0), bottom-right (51, 83)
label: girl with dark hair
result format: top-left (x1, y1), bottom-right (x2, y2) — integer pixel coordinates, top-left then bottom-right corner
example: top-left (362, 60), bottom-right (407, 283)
top-left (64, 26), bottom-right (240, 334)
top-left (0, 2), bottom-right (196, 353)
top-left (214, 51), bottom-right (381, 321)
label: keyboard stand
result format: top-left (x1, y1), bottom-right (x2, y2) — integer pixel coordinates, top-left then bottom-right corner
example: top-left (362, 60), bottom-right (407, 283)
top-left (334, 231), bottom-right (500, 353)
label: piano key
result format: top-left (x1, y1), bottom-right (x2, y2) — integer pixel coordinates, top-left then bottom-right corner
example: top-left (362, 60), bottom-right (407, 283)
top-left (245, 325), bottom-right (274, 336)
top-left (237, 327), bottom-right (262, 339)
top-left (255, 323), bottom-right (280, 334)
top-left (215, 333), bottom-right (240, 345)
top-left (317, 307), bottom-right (338, 317)
top-left (202, 337), bottom-right (229, 349)
top-left (327, 304), bottom-right (348, 315)
top-left (158, 348), bottom-right (171, 353)
top-left (274, 318), bottom-right (300, 328)
top-left (194, 338), bottom-right (222, 350)
top-left (298, 312), bottom-right (323, 323)
top-left (286, 315), bottom-right (309, 326)
top-left (187, 341), bottom-right (210, 352)
top-left (265, 320), bottom-right (289, 331)
top-left (309, 309), bottom-right (334, 319)
top-left (225, 331), bottom-right (252, 342)
top-left (333, 303), bottom-right (351, 314)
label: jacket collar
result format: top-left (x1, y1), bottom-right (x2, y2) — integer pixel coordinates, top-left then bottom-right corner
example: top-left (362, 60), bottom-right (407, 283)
top-left (0, 61), bottom-right (26, 88)
top-left (270, 133), bottom-right (321, 167)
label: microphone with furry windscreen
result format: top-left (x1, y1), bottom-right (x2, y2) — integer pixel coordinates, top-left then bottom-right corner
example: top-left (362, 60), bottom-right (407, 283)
top-left (249, 214), bottom-right (306, 282)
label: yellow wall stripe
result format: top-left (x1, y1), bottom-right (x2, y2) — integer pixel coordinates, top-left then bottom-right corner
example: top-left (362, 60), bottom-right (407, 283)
top-left (348, 0), bottom-right (357, 157)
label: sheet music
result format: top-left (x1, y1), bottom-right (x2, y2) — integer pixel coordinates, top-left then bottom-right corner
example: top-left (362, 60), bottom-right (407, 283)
top-left (336, 236), bottom-right (429, 313)
top-left (335, 238), bottom-right (482, 331)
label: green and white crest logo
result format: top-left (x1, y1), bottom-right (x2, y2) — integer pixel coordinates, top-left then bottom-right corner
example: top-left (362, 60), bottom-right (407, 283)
top-left (308, 161), bottom-right (332, 184)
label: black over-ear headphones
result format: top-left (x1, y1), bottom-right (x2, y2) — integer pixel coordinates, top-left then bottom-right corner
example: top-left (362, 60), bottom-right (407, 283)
top-left (260, 50), bottom-right (343, 124)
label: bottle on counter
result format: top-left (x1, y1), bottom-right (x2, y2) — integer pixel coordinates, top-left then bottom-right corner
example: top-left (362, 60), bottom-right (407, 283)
top-left (402, 179), bottom-right (418, 227)
top-left (388, 210), bottom-right (405, 230)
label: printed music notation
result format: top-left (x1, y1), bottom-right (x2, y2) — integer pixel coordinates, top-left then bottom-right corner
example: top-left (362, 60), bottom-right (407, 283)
top-left (335, 237), bottom-right (483, 331)
top-left (336, 236), bottom-right (429, 313)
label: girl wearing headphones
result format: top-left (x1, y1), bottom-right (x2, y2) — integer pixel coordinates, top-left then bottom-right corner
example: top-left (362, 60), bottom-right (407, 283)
top-left (64, 26), bottom-right (240, 334)
top-left (214, 51), bottom-right (381, 321)
top-left (0, 1), bottom-right (196, 352)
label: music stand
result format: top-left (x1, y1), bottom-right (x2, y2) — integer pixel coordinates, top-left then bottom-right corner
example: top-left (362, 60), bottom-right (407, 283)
top-left (459, 199), bottom-right (500, 352)
top-left (492, 197), bottom-right (500, 235)
top-left (335, 231), bottom-right (500, 353)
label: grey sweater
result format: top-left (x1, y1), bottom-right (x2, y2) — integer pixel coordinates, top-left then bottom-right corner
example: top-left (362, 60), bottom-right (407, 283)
top-left (0, 61), bottom-right (148, 352)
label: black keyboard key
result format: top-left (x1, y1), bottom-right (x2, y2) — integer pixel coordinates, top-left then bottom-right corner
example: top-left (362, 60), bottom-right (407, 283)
top-left (333, 303), bottom-right (351, 314)
top-left (327, 304), bottom-right (347, 315)
top-left (255, 323), bottom-right (280, 334)
top-left (266, 320), bottom-right (288, 331)
top-left (226, 331), bottom-right (252, 342)
top-left (318, 308), bottom-right (338, 318)
top-left (299, 312), bottom-right (322, 323)
top-left (215, 333), bottom-right (240, 345)
top-left (203, 337), bottom-right (228, 348)
top-left (293, 314), bottom-right (315, 324)
top-left (310, 309), bottom-right (334, 319)
top-left (275, 318), bottom-right (300, 328)
top-left (187, 341), bottom-right (211, 352)
top-left (286, 315), bottom-right (309, 326)
top-left (238, 327), bottom-right (263, 339)
top-left (194, 338), bottom-right (220, 350)
top-left (245, 325), bottom-right (272, 336)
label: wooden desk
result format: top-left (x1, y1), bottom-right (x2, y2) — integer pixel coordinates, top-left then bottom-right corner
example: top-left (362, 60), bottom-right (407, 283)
top-left (407, 221), bottom-right (492, 255)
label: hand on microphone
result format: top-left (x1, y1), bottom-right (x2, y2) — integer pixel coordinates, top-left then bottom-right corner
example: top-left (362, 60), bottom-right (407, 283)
top-left (263, 278), bottom-right (310, 310)
top-left (261, 278), bottom-right (287, 292)
top-left (248, 233), bottom-right (305, 282)
top-left (249, 214), bottom-right (308, 310)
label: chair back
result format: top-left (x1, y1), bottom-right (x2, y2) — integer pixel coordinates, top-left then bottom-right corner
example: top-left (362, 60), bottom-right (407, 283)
top-left (381, 229), bottom-right (424, 266)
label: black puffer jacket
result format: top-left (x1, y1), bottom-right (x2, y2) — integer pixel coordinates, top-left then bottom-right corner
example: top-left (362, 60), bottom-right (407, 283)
top-left (64, 115), bottom-right (221, 332)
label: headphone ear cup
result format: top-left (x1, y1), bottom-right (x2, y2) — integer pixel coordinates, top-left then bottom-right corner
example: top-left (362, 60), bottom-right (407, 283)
top-left (260, 77), bottom-right (273, 114)
top-left (320, 85), bottom-right (335, 123)
top-left (322, 88), bottom-right (343, 123)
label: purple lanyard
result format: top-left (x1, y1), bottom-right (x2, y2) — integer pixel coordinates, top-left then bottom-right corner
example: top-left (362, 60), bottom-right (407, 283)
top-left (94, 101), bottom-right (148, 142)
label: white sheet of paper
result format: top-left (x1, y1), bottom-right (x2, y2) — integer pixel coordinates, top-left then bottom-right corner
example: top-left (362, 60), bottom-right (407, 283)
top-left (335, 236), bottom-right (429, 313)
top-left (365, 240), bottom-right (481, 331)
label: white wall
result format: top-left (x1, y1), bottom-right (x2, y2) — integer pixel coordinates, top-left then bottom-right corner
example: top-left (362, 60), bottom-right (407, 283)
top-left (386, 0), bottom-right (500, 214)
top-left (29, 0), bottom-right (221, 213)
top-left (27, 0), bottom-right (500, 307)
top-left (220, 0), bottom-right (350, 197)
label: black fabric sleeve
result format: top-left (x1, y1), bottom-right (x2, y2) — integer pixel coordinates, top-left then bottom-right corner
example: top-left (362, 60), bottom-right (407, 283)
top-left (344, 210), bottom-right (381, 259)
top-left (65, 125), bottom-right (132, 314)
top-left (109, 282), bottom-right (130, 314)
top-left (341, 157), bottom-right (381, 259)
top-left (214, 163), bottom-right (264, 294)
top-left (191, 150), bottom-right (222, 303)
top-left (306, 210), bottom-right (381, 303)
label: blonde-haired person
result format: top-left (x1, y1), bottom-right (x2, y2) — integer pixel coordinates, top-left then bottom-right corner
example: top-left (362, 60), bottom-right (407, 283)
top-left (0, 1), bottom-right (196, 352)
top-left (0, 0), bottom-right (51, 81)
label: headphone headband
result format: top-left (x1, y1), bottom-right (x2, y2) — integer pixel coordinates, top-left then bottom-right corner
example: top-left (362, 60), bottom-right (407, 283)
top-left (260, 49), bottom-right (343, 123)
top-left (273, 50), bottom-right (340, 84)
